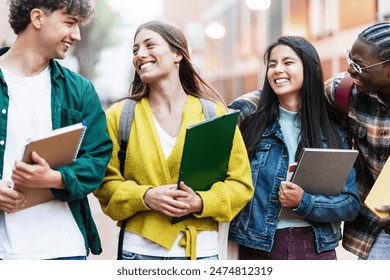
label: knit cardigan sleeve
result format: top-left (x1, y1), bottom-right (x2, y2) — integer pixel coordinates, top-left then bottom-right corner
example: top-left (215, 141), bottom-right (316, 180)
top-left (93, 100), bottom-right (153, 222)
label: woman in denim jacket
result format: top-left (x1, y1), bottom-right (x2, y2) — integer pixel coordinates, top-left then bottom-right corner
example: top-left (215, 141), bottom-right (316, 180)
top-left (228, 36), bottom-right (361, 260)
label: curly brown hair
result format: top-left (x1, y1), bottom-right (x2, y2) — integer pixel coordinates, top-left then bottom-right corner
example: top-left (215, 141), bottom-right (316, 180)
top-left (7, 0), bottom-right (94, 34)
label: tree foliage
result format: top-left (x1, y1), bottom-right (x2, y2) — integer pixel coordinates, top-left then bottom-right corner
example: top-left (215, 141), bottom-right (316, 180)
top-left (72, 0), bottom-right (120, 79)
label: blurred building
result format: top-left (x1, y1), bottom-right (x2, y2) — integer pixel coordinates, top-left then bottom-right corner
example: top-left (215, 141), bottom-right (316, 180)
top-left (162, 0), bottom-right (390, 103)
top-left (0, 0), bottom-right (15, 47)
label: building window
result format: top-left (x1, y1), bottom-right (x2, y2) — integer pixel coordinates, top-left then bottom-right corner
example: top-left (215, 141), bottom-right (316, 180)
top-left (378, 0), bottom-right (390, 21)
top-left (339, 0), bottom-right (376, 30)
top-left (309, 0), bottom-right (337, 39)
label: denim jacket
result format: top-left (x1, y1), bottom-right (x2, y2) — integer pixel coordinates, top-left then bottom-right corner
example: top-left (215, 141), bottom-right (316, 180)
top-left (229, 120), bottom-right (361, 253)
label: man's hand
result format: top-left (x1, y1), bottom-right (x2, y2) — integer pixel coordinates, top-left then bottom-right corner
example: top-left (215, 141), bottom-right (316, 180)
top-left (0, 181), bottom-right (26, 213)
top-left (11, 151), bottom-right (64, 189)
top-left (376, 205), bottom-right (390, 233)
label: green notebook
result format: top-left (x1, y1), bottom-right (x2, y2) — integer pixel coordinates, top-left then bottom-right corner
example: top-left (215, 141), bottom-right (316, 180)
top-left (172, 110), bottom-right (239, 223)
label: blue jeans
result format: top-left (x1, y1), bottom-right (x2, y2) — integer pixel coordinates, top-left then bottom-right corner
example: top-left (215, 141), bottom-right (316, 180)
top-left (122, 250), bottom-right (218, 260)
top-left (361, 230), bottom-right (390, 260)
top-left (0, 256), bottom-right (86, 260)
top-left (46, 256), bottom-right (87, 260)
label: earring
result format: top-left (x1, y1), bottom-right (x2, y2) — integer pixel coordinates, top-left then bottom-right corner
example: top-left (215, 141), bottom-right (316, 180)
top-left (175, 61), bottom-right (180, 67)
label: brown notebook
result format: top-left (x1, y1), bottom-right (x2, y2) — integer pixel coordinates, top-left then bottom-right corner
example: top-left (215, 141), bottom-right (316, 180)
top-left (364, 157), bottom-right (390, 218)
top-left (14, 122), bottom-right (87, 209)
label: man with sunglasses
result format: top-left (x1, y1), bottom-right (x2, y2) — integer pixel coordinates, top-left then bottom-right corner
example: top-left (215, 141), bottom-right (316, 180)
top-left (0, 0), bottom-right (112, 260)
top-left (325, 22), bottom-right (390, 260)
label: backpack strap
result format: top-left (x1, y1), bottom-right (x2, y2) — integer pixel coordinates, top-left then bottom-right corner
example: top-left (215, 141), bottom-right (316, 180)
top-left (200, 97), bottom-right (216, 119)
top-left (334, 74), bottom-right (354, 129)
top-left (116, 98), bottom-right (136, 260)
top-left (333, 74), bottom-right (370, 186)
top-left (334, 74), bottom-right (354, 115)
top-left (116, 97), bottom-right (215, 259)
top-left (118, 98), bottom-right (137, 176)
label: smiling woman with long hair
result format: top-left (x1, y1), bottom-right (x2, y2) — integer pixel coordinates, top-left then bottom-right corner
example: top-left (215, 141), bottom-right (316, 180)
top-left (94, 21), bottom-right (254, 260)
top-left (228, 36), bottom-right (360, 260)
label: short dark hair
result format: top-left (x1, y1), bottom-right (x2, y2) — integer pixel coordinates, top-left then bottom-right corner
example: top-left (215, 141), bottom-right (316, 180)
top-left (358, 22), bottom-right (390, 60)
top-left (8, 0), bottom-right (94, 34)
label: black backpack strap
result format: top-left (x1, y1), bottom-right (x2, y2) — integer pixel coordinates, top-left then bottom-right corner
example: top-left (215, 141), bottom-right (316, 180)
top-left (117, 98), bottom-right (136, 260)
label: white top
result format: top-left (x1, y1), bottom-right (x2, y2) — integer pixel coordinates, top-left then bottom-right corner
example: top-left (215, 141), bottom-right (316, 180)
top-left (122, 115), bottom-right (219, 258)
top-left (0, 66), bottom-right (85, 259)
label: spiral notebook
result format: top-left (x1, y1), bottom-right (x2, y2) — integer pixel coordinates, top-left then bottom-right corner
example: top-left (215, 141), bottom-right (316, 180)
top-left (14, 121), bottom-right (87, 209)
top-left (21, 121), bottom-right (87, 167)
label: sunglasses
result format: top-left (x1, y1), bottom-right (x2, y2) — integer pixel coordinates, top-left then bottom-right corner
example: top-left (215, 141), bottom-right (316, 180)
top-left (345, 50), bottom-right (390, 73)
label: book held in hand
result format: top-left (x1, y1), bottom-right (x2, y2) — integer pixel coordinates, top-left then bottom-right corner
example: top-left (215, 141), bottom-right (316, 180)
top-left (364, 157), bottom-right (390, 218)
top-left (14, 122), bottom-right (87, 210)
top-left (172, 110), bottom-right (239, 223)
top-left (279, 148), bottom-right (359, 219)
top-left (22, 121), bottom-right (87, 167)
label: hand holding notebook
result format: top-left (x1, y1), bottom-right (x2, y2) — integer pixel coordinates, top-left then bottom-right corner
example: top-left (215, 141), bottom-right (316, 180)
top-left (364, 157), bottom-right (390, 218)
top-left (279, 148), bottom-right (358, 219)
top-left (13, 122), bottom-right (87, 209)
top-left (172, 110), bottom-right (239, 223)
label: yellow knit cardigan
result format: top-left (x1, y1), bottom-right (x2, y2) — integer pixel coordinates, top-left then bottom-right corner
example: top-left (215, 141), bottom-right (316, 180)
top-left (94, 95), bottom-right (254, 259)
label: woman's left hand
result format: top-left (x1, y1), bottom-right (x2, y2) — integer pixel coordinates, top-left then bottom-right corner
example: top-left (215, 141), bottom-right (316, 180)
top-left (278, 181), bottom-right (304, 208)
top-left (175, 181), bottom-right (203, 214)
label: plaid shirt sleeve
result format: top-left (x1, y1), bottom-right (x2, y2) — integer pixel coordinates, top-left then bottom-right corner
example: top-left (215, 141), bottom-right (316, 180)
top-left (324, 71), bottom-right (350, 107)
top-left (327, 72), bottom-right (390, 259)
top-left (228, 90), bottom-right (261, 125)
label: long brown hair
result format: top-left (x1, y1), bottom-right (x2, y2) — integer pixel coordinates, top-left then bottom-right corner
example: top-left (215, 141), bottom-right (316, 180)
top-left (128, 21), bottom-right (224, 105)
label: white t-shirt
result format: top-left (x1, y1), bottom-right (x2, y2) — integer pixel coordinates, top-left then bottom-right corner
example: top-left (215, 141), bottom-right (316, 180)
top-left (0, 66), bottom-right (85, 259)
top-left (122, 115), bottom-right (219, 258)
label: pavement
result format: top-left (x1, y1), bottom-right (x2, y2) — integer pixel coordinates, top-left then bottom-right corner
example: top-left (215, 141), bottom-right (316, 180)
top-left (88, 194), bottom-right (118, 260)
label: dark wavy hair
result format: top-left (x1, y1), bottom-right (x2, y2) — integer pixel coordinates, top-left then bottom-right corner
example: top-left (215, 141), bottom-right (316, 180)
top-left (241, 36), bottom-right (343, 160)
top-left (7, 0), bottom-right (94, 34)
top-left (127, 20), bottom-right (224, 105)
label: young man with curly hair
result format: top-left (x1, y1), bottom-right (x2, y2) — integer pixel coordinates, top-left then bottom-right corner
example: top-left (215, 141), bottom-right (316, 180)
top-left (0, 0), bottom-right (112, 260)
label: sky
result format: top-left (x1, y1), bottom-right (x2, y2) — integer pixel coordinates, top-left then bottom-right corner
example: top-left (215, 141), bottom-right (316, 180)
top-left (107, 0), bottom-right (163, 25)
top-left (93, 0), bottom-right (164, 104)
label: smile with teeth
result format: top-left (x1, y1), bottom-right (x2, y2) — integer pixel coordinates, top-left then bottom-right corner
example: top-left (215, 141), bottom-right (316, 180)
top-left (275, 78), bottom-right (289, 84)
top-left (139, 62), bottom-right (154, 70)
top-left (62, 41), bottom-right (70, 49)
top-left (352, 78), bottom-right (361, 85)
